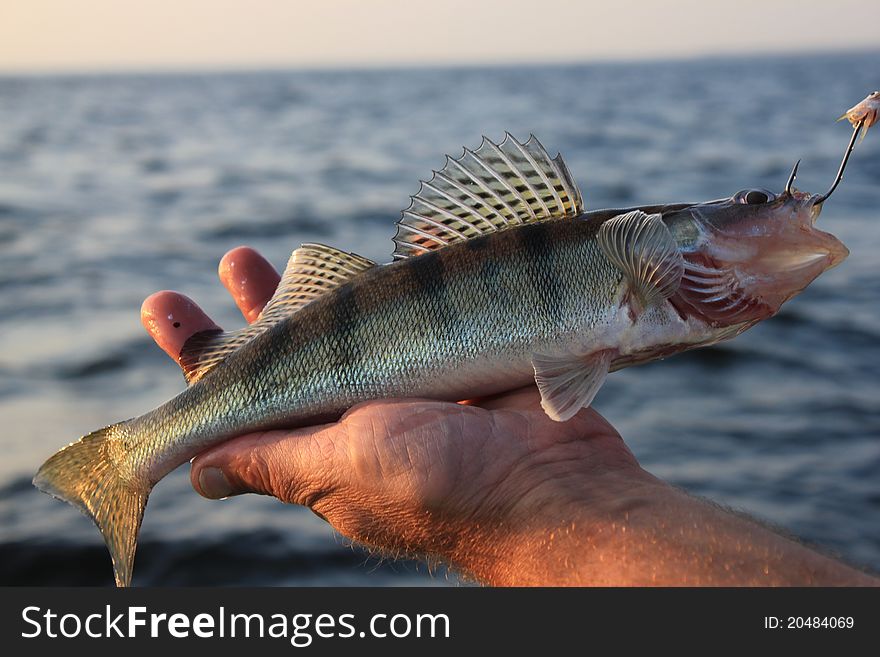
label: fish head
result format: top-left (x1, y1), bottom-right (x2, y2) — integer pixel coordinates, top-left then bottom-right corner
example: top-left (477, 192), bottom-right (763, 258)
top-left (664, 185), bottom-right (848, 324)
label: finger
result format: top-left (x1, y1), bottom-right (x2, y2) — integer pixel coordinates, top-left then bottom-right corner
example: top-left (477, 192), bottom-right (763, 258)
top-left (218, 246), bottom-right (281, 324)
top-left (190, 424), bottom-right (338, 504)
top-left (141, 290), bottom-right (220, 361)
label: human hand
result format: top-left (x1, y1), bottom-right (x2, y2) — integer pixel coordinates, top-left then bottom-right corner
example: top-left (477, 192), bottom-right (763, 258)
top-left (140, 246), bottom-right (654, 583)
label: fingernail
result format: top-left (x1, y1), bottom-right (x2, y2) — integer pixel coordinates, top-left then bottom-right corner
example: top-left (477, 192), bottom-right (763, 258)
top-left (198, 467), bottom-right (233, 499)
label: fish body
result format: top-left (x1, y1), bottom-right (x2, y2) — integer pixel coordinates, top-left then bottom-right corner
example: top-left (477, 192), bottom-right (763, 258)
top-left (122, 213), bottom-right (737, 478)
top-left (34, 134), bottom-right (849, 586)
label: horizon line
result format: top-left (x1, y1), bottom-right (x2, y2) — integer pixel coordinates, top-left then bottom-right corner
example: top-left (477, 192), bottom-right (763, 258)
top-left (1, 45), bottom-right (877, 78)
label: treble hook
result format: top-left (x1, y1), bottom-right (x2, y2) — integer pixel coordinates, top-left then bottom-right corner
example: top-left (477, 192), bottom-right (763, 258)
top-left (814, 119), bottom-right (865, 204)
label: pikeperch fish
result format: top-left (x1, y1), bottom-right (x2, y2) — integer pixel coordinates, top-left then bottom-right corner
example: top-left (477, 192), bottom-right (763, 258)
top-left (35, 133), bottom-right (852, 587)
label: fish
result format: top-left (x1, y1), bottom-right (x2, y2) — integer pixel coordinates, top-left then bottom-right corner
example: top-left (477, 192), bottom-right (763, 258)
top-left (34, 133), bottom-right (851, 587)
top-left (839, 90), bottom-right (880, 140)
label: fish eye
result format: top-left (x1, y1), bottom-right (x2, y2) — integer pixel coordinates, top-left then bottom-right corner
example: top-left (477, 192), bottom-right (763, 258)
top-left (745, 190), bottom-right (769, 204)
top-left (734, 189), bottom-right (774, 205)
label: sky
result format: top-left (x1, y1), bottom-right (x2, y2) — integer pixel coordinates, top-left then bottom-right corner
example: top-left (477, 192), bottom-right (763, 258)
top-left (1, 0), bottom-right (878, 73)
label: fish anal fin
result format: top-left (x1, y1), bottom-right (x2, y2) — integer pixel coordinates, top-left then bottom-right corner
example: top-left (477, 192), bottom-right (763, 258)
top-left (532, 349), bottom-right (614, 422)
top-left (179, 243), bottom-right (376, 384)
top-left (597, 210), bottom-right (684, 313)
top-left (393, 133), bottom-right (584, 259)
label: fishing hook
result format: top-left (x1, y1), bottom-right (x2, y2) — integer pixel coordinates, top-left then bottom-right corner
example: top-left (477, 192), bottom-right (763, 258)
top-left (784, 159), bottom-right (800, 195)
top-left (814, 119), bottom-right (864, 204)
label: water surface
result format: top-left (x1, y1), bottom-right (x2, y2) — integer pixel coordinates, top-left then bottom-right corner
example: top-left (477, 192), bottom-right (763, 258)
top-left (1, 53), bottom-right (878, 584)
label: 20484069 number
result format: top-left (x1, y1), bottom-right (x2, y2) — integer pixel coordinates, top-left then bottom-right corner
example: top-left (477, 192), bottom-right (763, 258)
top-left (764, 617), bottom-right (854, 629)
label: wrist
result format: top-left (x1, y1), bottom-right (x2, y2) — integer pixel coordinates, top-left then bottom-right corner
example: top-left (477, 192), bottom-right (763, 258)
top-left (454, 469), bottom-right (877, 586)
top-left (496, 473), bottom-right (670, 586)
top-left (443, 434), bottom-right (665, 585)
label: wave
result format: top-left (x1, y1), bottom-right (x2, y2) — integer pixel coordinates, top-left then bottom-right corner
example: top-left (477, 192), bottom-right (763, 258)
top-left (0, 536), bottom-right (445, 586)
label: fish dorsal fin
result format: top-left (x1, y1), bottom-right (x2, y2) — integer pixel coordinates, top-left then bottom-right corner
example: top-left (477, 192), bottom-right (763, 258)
top-left (393, 133), bottom-right (584, 259)
top-left (179, 244), bottom-right (376, 384)
top-left (597, 210), bottom-right (684, 312)
top-left (257, 243), bottom-right (376, 325)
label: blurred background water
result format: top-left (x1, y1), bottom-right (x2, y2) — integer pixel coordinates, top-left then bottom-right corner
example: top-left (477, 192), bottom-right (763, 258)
top-left (0, 52), bottom-right (878, 585)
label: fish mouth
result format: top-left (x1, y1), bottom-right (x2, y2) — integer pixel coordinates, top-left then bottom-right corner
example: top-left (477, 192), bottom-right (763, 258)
top-left (821, 233), bottom-right (850, 269)
top-left (766, 194), bottom-right (849, 271)
top-left (762, 250), bottom-right (830, 271)
top-left (803, 195), bottom-right (849, 268)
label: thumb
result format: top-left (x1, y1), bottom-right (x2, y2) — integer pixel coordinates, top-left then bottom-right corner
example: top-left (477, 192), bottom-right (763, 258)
top-left (190, 425), bottom-right (340, 506)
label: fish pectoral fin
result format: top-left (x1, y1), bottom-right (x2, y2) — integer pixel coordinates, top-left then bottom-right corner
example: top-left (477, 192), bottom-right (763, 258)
top-left (532, 349), bottom-right (614, 422)
top-left (179, 243), bottom-right (376, 384)
top-left (597, 210), bottom-right (684, 312)
top-left (392, 133), bottom-right (584, 259)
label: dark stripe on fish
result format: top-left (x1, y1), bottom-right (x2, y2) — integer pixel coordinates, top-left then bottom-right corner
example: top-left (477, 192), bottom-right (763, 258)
top-left (328, 283), bottom-right (361, 381)
top-left (407, 251), bottom-right (454, 349)
top-left (477, 247), bottom-right (507, 310)
top-left (518, 222), bottom-right (559, 325)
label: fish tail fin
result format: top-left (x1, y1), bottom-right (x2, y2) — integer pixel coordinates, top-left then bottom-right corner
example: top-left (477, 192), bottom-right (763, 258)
top-left (33, 421), bottom-right (149, 587)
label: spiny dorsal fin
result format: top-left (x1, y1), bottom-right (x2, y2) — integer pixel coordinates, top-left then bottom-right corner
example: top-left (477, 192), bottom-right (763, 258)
top-left (179, 244), bottom-right (376, 384)
top-left (597, 210), bottom-right (684, 312)
top-left (393, 133), bottom-right (584, 259)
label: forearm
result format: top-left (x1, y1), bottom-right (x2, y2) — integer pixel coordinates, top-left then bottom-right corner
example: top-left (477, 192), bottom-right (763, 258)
top-left (450, 471), bottom-right (877, 587)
